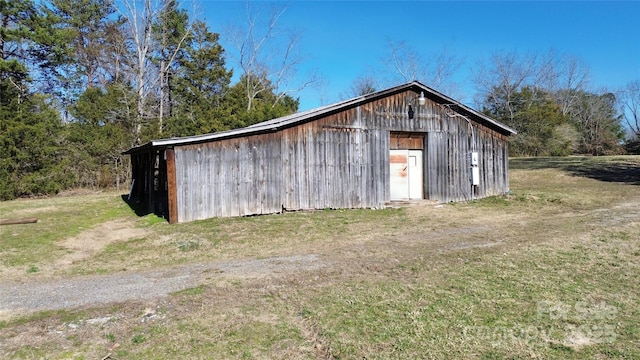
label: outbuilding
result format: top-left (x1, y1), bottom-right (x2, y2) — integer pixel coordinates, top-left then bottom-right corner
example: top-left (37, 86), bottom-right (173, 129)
top-left (124, 81), bottom-right (516, 223)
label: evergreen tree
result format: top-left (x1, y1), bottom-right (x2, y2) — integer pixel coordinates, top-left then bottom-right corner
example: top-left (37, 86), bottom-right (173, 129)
top-left (0, 78), bottom-right (71, 199)
top-left (66, 83), bottom-right (136, 188)
top-left (152, 0), bottom-right (190, 135)
top-left (484, 87), bottom-right (573, 156)
top-left (1, 0), bottom-right (34, 59)
top-left (483, 83), bottom-right (625, 157)
top-left (0, 0), bottom-right (72, 199)
top-left (225, 74), bottom-right (299, 129)
top-left (0, 0), bottom-right (309, 199)
top-left (165, 20), bottom-right (233, 137)
top-left (39, 0), bottom-right (123, 121)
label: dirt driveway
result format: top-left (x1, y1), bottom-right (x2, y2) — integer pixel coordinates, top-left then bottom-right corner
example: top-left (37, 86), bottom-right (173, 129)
top-left (3, 194), bottom-right (640, 318)
top-left (0, 254), bottom-right (323, 316)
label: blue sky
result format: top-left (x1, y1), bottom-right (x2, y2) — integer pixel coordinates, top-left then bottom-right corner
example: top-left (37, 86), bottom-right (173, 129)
top-left (199, 1), bottom-right (640, 111)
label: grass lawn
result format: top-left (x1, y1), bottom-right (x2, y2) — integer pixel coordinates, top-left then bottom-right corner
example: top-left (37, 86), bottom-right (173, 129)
top-left (1, 156), bottom-right (639, 359)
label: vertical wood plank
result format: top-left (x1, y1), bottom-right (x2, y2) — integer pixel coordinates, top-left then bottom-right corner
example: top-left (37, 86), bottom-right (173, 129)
top-left (165, 148), bottom-right (178, 224)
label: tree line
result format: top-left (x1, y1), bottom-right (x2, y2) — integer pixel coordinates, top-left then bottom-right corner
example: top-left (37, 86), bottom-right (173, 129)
top-left (350, 47), bottom-right (639, 158)
top-left (473, 51), bottom-right (637, 157)
top-left (2, 0), bottom-right (639, 200)
top-left (1, 0), bottom-right (301, 200)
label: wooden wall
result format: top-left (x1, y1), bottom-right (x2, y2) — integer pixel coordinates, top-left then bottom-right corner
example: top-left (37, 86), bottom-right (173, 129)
top-left (280, 118), bottom-right (389, 212)
top-left (168, 90), bottom-right (510, 222)
top-left (173, 132), bottom-right (283, 221)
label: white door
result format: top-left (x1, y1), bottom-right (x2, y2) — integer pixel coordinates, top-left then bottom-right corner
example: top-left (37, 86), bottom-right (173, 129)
top-left (390, 150), bottom-right (409, 200)
top-left (408, 150), bottom-right (423, 199)
top-left (390, 149), bottom-right (423, 200)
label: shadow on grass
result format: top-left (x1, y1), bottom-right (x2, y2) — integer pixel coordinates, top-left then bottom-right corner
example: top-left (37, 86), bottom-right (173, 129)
top-left (120, 194), bottom-right (153, 217)
top-left (510, 156), bottom-right (640, 185)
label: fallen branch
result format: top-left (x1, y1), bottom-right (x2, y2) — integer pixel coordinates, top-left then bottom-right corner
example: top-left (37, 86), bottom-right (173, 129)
top-left (101, 342), bottom-right (120, 359)
top-left (0, 218), bottom-right (38, 225)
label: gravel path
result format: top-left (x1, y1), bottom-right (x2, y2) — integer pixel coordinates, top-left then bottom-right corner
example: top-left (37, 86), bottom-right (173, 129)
top-left (0, 254), bottom-right (323, 313)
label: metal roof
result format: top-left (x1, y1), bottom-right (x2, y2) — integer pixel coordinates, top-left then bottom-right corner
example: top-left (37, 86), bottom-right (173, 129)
top-left (124, 81), bottom-right (516, 154)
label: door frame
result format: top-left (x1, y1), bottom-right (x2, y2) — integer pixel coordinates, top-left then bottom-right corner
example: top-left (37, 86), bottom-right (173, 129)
top-left (389, 132), bottom-right (425, 200)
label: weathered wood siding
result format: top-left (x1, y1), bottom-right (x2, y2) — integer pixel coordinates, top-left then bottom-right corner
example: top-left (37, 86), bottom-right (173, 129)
top-left (280, 113), bottom-right (388, 212)
top-left (367, 90), bottom-right (509, 202)
top-left (170, 89), bottom-right (510, 222)
top-left (174, 132), bottom-right (283, 222)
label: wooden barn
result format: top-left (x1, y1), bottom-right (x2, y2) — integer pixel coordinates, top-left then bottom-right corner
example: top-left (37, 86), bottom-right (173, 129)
top-left (124, 81), bottom-right (516, 223)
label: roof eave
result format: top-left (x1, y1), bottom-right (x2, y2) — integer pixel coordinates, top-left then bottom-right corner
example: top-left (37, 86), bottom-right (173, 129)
top-left (406, 81), bottom-right (517, 135)
top-left (122, 81), bottom-right (516, 154)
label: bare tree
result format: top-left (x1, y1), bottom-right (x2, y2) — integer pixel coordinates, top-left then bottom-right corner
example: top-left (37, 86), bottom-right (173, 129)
top-left (386, 41), bottom-right (424, 84)
top-left (570, 90), bottom-right (624, 155)
top-left (473, 50), bottom-right (591, 120)
top-left (620, 80), bottom-right (640, 139)
top-left (102, 19), bottom-right (132, 86)
top-left (227, 2), bottom-right (317, 111)
top-left (472, 50), bottom-right (538, 122)
top-left (344, 74), bottom-right (378, 99)
top-left (383, 40), bottom-right (463, 95)
top-left (117, 0), bottom-right (193, 140)
top-left (312, 77), bottom-right (331, 107)
top-left (547, 52), bottom-right (590, 115)
top-left (428, 45), bottom-right (464, 96)
top-left (118, 0), bottom-right (158, 143)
